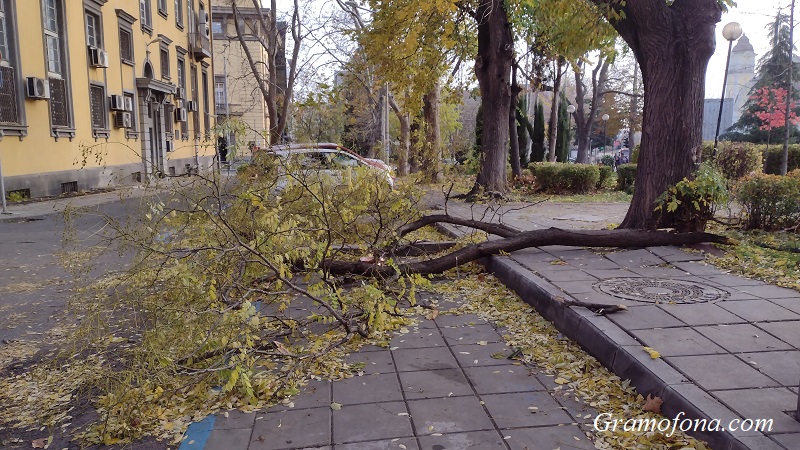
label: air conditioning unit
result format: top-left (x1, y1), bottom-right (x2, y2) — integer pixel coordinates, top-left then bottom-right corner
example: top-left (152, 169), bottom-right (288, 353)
top-left (200, 22), bottom-right (210, 39)
top-left (26, 77), bottom-right (50, 100)
top-left (109, 94), bottom-right (126, 111)
top-left (113, 111), bottom-right (132, 128)
top-left (89, 47), bottom-right (109, 68)
top-left (175, 107), bottom-right (187, 122)
top-left (124, 96), bottom-right (134, 112)
top-left (175, 87), bottom-right (184, 99)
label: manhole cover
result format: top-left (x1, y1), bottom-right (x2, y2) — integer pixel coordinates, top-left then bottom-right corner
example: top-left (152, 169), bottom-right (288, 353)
top-left (595, 278), bottom-right (729, 304)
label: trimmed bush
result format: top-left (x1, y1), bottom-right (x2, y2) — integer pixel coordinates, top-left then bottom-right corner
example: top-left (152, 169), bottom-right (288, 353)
top-left (616, 164), bottom-right (637, 191)
top-left (736, 173), bottom-right (800, 230)
top-left (597, 165), bottom-right (613, 189)
top-left (600, 155), bottom-right (614, 167)
top-left (529, 162), bottom-right (600, 194)
top-left (631, 145), bottom-right (640, 164)
top-left (697, 142), bottom-right (763, 179)
top-left (763, 146), bottom-right (800, 174)
top-left (654, 163), bottom-right (728, 232)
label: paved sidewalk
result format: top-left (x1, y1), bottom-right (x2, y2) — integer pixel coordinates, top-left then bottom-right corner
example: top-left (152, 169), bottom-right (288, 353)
top-left (181, 300), bottom-right (597, 450)
top-left (436, 199), bottom-right (800, 450)
top-left (0, 186), bottom-right (156, 222)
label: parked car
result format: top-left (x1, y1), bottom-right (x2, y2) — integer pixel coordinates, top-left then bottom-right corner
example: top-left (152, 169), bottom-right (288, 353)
top-left (256, 143), bottom-right (395, 189)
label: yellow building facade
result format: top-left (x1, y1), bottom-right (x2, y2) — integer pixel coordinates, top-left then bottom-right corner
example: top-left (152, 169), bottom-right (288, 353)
top-left (0, 0), bottom-right (216, 198)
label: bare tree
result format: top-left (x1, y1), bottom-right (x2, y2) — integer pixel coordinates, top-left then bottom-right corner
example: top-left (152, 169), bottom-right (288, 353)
top-left (231, 0), bottom-right (301, 144)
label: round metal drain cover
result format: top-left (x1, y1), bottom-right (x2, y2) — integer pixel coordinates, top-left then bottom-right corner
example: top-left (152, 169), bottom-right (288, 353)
top-left (595, 278), bottom-right (729, 304)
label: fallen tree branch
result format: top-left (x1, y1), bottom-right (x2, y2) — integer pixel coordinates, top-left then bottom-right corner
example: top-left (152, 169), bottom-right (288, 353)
top-left (324, 228), bottom-right (736, 277)
top-left (396, 214), bottom-right (520, 239)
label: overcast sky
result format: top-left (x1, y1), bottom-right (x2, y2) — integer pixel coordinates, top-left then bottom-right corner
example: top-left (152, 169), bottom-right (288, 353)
top-left (270, 0), bottom-right (794, 97)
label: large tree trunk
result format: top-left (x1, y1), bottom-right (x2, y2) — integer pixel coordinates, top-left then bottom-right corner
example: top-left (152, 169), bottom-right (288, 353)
top-left (389, 94), bottom-right (411, 176)
top-left (509, 66), bottom-right (523, 178)
top-left (471, 0), bottom-right (514, 194)
top-left (423, 83), bottom-right (444, 183)
top-left (547, 60), bottom-right (564, 162)
top-left (592, 0), bottom-right (722, 229)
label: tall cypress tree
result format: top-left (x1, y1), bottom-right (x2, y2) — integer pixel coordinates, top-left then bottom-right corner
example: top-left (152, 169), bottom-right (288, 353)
top-left (530, 101), bottom-right (546, 163)
top-left (517, 96), bottom-right (530, 168)
top-left (556, 94), bottom-right (571, 162)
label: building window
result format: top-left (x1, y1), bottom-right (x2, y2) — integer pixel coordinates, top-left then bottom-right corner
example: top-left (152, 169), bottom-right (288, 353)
top-left (158, 0), bottom-right (167, 17)
top-left (212, 19), bottom-right (222, 35)
top-left (174, 0), bottom-right (183, 28)
top-left (177, 56), bottom-right (185, 91)
top-left (214, 79), bottom-right (226, 109)
top-left (42, 0), bottom-right (72, 135)
top-left (140, 0), bottom-right (152, 31)
top-left (89, 84), bottom-right (107, 132)
top-left (85, 11), bottom-right (101, 48)
top-left (191, 64), bottom-right (199, 138)
top-left (119, 28), bottom-right (133, 63)
top-left (0, 0), bottom-right (22, 131)
top-left (160, 47), bottom-right (170, 79)
top-left (123, 91), bottom-right (137, 138)
top-left (202, 68), bottom-right (210, 135)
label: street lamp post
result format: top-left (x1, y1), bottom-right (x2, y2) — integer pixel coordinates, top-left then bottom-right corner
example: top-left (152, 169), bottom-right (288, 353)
top-left (713, 22), bottom-right (744, 160)
top-left (567, 104), bottom-right (576, 161)
top-left (602, 113), bottom-right (610, 162)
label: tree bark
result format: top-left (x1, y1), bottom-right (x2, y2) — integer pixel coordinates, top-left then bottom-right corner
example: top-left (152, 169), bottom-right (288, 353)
top-left (547, 60), bottom-right (564, 162)
top-left (591, 0), bottom-right (723, 229)
top-left (471, 0), bottom-right (514, 195)
top-left (423, 83), bottom-right (444, 183)
top-left (324, 225), bottom-right (733, 277)
top-left (388, 94), bottom-right (411, 176)
top-left (509, 66), bottom-right (523, 178)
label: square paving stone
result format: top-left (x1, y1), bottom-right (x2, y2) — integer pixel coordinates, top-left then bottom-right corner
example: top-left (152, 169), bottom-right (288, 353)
top-left (556, 281), bottom-right (596, 294)
top-left (398, 369), bottom-right (473, 399)
top-left (213, 410), bottom-right (256, 430)
top-left (417, 430), bottom-right (506, 449)
top-left (772, 433), bottom-right (800, 450)
top-left (719, 300), bottom-right (800, 322)
top-left (771, 298), bottom-right (800, 315)
top-left (736, 284), bottom-right (800, 299)
top-left (733, 436), bottom-right (787, 450)
top-left (757, 321), bottom-right (800, 347)
top-left (440, 324), bottom-right (503, 345)
top-left (481, 391), bottom-right (573, 429)
top-left (713, 388), bottom-right (800, 434)
top-left (280, 380), bottom-right (331, 411)
top-left (463, 365), bottom-right (543, 394)
top-left (659, 303), bottom-right (746, 326)
top-left (390, 329), bottom-right (447, 349)
top-left (393, 347), bottom-right (460, 372)
top-left (536, 269), bottom-right (598, 283)
top-left (703, 274), bottom-right (766, 287)
top-left (547, 249), bottom-right (599, 260)
top-left (581, 269), bottom-right (643, 280)
top-left (450, 342), bottom-right (513, 367)
top-left (205, 428), bottom-right (251, 450)
top-left (434, 314), bottom-right (485, 327)
top-left (251, 407), bottom-right (330, 449)
top-left (333, 373), bottom-right (403, 405)
top-left (335, 437), bottom-right (418, 450)
top-left (671, 261), bottom-right (727, 276)
top-left (670, 354), bottom-right (780, 390)
top-left (408, 396), bottom-right (494, 435)
top-left (345, 350), bottom-right (396, 374)
top-left (629, 327), bottom-right (726, 356)
top-left (332, 402), bottom-right (413, 444)
top-left (605, 249), bottom-right (666, 268)
top-left (628, 266), bottom-right (693, 278)
top-left (740, 351), bottom-right (800, 386)
top-left (609, 305), bottom-right (686, 330)
top-left (696, 324), bottom-right (793, 353)
top-left (568, 258), bottom-right (622, 270)
top-left (504, 425), bottom-right (593, 450)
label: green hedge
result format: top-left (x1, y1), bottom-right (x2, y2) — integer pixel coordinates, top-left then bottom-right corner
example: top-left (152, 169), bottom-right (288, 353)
top-left (736, 173), bottom-right (800, 230)
top-left (529, 163), bottom-right (600, 194)
top-left (616, 164), bottom-right (637, 191)
top-left (763, 146), bottom-right (800, 174)
top-left (597, 165), bottom-right (613, 189)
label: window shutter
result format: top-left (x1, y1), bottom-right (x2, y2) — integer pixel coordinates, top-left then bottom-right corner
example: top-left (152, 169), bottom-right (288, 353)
top-left (0, 66), bottom-right (19, 124)
top-left (90, 85), bottom-right (106, 129)
top-left (49, 77), bottom-right (69, 127)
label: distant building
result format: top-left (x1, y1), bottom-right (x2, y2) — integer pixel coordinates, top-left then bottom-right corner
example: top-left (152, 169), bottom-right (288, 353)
top-left (704, 35), bottom-right (756, 140)
top-left (703, 98), bottom-right (734, 141)
top-left (210, 0), bottom-right (286, 148)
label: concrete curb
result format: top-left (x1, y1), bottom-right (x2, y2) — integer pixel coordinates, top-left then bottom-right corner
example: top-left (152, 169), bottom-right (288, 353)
top-left (435, 223), bottom-right (766, 450)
